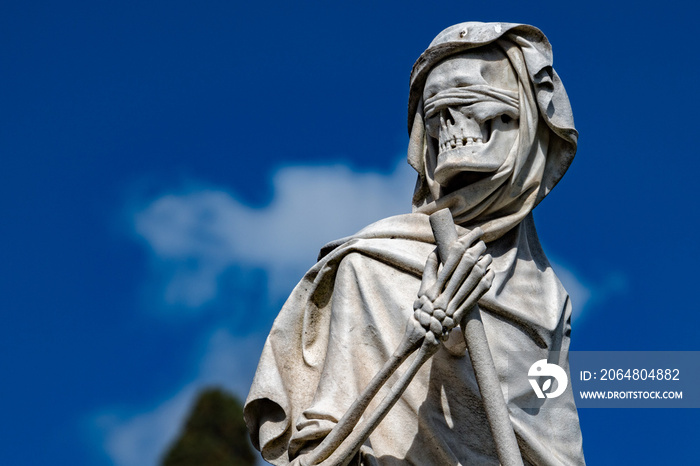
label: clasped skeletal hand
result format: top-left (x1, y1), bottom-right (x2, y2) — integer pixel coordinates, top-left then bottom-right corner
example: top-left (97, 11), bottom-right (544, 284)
top-left (410, 227), bottom-right (495, 346)
top-left (295, 227), bottom-right (496, 466)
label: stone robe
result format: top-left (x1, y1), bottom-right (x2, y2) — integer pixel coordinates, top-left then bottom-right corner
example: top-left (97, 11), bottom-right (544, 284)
top-left (244, 213), bottom-right (585, 465)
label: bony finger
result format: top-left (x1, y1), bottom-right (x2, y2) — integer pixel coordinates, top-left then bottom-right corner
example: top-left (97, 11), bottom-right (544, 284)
top-left (450, 227), bottom-right (484, 261)
top-left (429, 316), bottom-right (443, 335)
top-left (431, 233), bottom-right (483, 297)
top-left (444, 254), bottom-right (491, 317)
top-left (442, 316), bottom-right (454, 330)
top-left (456, 226), bottom-right (484, 250)
top-left (412, 318), bottom-right (426, 333)
top-left (414, 309), bottom-right (422, 321)
top-left (421, 297), bottom-right (434, 315)
top-left (414, 295), bottom-right (431, 312)
top-left (435, 243), bottom-right (488, 307)
top-left (424, 284), bottom-right (440, 303)
top-left (418, 249), bottom-right (439, 296)
top-left (483, 267), bottom-right (495, 286)
top-left (419, 311), bottom-right (432, 329)
top-left (443, 238), bottom-right (486, 278)
top-left (451, 269), bottom-right (495, 324)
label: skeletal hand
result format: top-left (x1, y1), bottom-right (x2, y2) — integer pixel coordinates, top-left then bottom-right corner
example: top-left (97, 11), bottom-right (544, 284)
top-left (411, 227), bottom-right (494, 346)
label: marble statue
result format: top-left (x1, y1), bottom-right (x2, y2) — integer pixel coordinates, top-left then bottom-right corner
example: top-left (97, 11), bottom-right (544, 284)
top-left (245, 22), bottom-right (585, 466)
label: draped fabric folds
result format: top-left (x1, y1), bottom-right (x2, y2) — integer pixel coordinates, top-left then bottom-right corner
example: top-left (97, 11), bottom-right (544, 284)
top-left (244, 214), bottom-right (584, 465)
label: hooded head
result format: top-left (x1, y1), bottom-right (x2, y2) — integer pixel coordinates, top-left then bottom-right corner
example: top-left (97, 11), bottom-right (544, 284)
top-left (407, 22), bottom-right (577, 242)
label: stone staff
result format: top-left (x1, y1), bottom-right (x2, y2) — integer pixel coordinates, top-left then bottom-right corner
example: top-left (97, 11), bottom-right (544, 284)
top-left (431, 208), bottom-right (523, 466)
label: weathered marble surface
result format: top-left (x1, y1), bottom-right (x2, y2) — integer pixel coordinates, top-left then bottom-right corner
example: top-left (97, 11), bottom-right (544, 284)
top-left (245, 22), bottom-right (585, 466)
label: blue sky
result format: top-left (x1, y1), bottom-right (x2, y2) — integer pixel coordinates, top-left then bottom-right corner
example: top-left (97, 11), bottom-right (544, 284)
top-left (2, 1), bottom-right (699, 464)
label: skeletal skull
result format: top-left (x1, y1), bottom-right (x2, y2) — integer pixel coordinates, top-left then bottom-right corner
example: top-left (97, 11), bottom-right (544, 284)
top-left (423, 48), bottom-right (520, 189)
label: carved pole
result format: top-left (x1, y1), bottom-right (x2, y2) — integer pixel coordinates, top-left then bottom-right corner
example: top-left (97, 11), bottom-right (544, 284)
top-left (430, 208), bottom-right (523, 466)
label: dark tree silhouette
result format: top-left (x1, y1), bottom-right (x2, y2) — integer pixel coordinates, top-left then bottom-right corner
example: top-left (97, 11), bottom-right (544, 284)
top-left (162, 387), bottom-right (256, 466)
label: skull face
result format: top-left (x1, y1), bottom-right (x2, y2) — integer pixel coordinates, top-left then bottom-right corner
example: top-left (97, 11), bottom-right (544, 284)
top-left (423, 48), bottom-right (520, 189)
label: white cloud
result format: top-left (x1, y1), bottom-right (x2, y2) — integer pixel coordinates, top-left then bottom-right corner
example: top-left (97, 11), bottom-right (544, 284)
top-left (134, 159), bottom-right (415, 309)
top-left (550, 260), bottom-right (627, 323)
top-left (549, 260), bottom-right (591, 323)
top-left (96, 330), bottom-right (265, 466)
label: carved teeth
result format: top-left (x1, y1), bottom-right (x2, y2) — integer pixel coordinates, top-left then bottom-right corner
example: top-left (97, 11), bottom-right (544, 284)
top-left (440, 136), bottom-right (484, 152)
top-left (435, 106), bottom-right (494, 154)
top-left (440, 131), bottom-right (484, 152)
